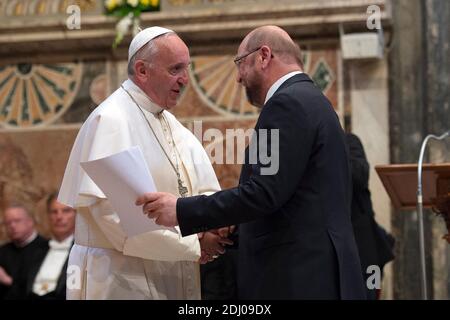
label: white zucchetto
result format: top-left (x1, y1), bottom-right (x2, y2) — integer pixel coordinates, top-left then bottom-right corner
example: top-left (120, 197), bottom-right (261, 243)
top-left (128, 26), bottom-right (174, 62)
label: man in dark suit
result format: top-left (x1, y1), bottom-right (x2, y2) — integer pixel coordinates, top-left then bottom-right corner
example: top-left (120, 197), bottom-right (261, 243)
top-left (137, 25), bottom-right (366, 299)
top-left (0, 204), bottom-right (48, 299)
top-left (346, 133), bottom-right (395, 299)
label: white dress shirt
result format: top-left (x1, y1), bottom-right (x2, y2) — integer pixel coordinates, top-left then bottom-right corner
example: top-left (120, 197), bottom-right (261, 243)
top-left (264, 71), bottom-right (302, 104)
top-left (32, 235), bottom-right (73, 296)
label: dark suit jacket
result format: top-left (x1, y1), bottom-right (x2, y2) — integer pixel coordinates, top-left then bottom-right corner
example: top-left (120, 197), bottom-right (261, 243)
top-left (178, 73), bottom-right (366, 299)
top-left (346, 133), bottom-right (395, 298)
top-left (0, 235), bottom-right (48, 300)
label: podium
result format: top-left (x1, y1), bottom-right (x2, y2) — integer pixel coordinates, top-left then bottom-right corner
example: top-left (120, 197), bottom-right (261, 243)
top-left (375, 163), bottom-right (450, 242)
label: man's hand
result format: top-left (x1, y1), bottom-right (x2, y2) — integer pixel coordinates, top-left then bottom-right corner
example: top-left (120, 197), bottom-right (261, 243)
top-left (0, 266), bottom-right (12, 286)
top-left (197, 231), bottom-right (234, 264)
top-left (200, 231), bottom-right (233, 255)
top-left (136, 192), bottom-right (179, 227)
top-left (216, 225), bottom-right (236, 238)
top-left (199, 250), bottom-right (214, 264)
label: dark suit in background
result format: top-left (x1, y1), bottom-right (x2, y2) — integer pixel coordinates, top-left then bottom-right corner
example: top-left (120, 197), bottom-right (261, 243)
top-left (178, 73), bottom-right (366, 299)
top-left (2, 238), bottom-right (72, 300)
top-left (0, 235), bottom-right (48, 299)
top-left (345, 133), bottom-right (395, 299)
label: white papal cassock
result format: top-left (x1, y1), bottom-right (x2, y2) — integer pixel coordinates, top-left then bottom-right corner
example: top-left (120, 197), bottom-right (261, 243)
top-left (59, 79), bottom-right (220, 300)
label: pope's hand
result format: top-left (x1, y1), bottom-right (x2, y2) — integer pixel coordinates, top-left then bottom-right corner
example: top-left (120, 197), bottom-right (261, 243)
top-left (200, 231), bottom-right (233, 256)
top-left (136, 192), bottom-right (179, 227)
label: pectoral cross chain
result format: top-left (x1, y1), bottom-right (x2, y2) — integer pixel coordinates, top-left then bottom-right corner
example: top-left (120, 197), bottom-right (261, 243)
top-left (178, 177), bottom-right (188, 198)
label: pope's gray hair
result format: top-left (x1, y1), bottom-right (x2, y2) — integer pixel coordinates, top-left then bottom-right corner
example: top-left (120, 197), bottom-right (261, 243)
top-left (128, 32), bottom-right (175, 77)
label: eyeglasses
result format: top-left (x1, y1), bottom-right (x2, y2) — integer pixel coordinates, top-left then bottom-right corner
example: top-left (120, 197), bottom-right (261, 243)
top-left (233, 46), bottom-right (262, 67)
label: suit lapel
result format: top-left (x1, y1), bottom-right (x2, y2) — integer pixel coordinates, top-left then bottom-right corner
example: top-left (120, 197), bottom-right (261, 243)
top-left (54, 257), bottom-right (69, 296)
top-left (26, 238), bottom-right (49, 296)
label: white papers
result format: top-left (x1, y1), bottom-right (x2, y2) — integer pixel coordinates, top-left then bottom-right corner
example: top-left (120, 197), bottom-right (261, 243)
top-left (80, 146), bottom-right (176, 237)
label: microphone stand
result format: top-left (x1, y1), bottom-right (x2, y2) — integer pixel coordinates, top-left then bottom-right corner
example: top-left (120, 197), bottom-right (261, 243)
top-left (417, 130), bottom-right (450, 300)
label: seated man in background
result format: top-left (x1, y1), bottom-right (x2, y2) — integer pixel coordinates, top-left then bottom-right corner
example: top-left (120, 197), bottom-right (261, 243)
top-left (0, 204), bottom-right (47, 299)
top-left (26, 192), bottom-right (76, 300)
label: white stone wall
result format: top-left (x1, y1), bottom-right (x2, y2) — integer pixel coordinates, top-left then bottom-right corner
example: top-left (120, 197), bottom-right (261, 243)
top-left (349, 58), bottom-right (392, 299)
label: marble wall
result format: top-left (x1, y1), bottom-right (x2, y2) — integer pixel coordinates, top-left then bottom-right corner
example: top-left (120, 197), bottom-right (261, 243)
top-left (349, 58), bottom-right (392, 299)
top-left (0, 127), bottom-right (78, 242)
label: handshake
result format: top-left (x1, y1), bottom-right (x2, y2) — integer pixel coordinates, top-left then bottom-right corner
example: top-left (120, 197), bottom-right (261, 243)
top-left (135, 192), bottom-right (235, 265)
top-left (197, 226), bottom-right (235, 264)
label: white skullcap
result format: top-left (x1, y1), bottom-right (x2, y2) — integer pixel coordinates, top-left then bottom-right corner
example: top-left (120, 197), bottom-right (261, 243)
top-left (128, 26), bottom-right (174, 62)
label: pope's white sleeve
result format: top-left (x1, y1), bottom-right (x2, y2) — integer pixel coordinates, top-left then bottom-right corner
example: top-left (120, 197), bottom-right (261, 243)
top-left (123, 227), bottom-right (200, 262)
top-left (87, 198), bottom-right (200, 262)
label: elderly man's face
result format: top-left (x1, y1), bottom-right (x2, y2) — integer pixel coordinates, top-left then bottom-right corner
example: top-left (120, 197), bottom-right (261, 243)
top-left (143, 35), bottom-right (190, 109)
top-left (48, 199), bottom-right (76, 241)
top-left (4, 207), bottom-right (35, 243)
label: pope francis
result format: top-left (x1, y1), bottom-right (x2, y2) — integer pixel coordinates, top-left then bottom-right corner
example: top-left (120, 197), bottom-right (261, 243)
top-left (58, 27), bottom-right (224, 299)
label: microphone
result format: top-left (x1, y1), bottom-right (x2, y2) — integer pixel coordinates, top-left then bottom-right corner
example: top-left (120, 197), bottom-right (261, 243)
top-left (417, 130), bottom-right (450, 300)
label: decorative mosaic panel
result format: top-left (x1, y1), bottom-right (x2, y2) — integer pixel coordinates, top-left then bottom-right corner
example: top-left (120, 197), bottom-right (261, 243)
top-left (0, 63), bottom-right (82, 128)
top-left (304, 48), bottom-right (338, 108)
top-left (0, 49), bottom-right (336, 129)
top-left (311, 59), bottom-right (335, 94)
top-left (189, 56), bottom-right (258, 117)
top-left (0, 61), bottom-right (107, 128)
